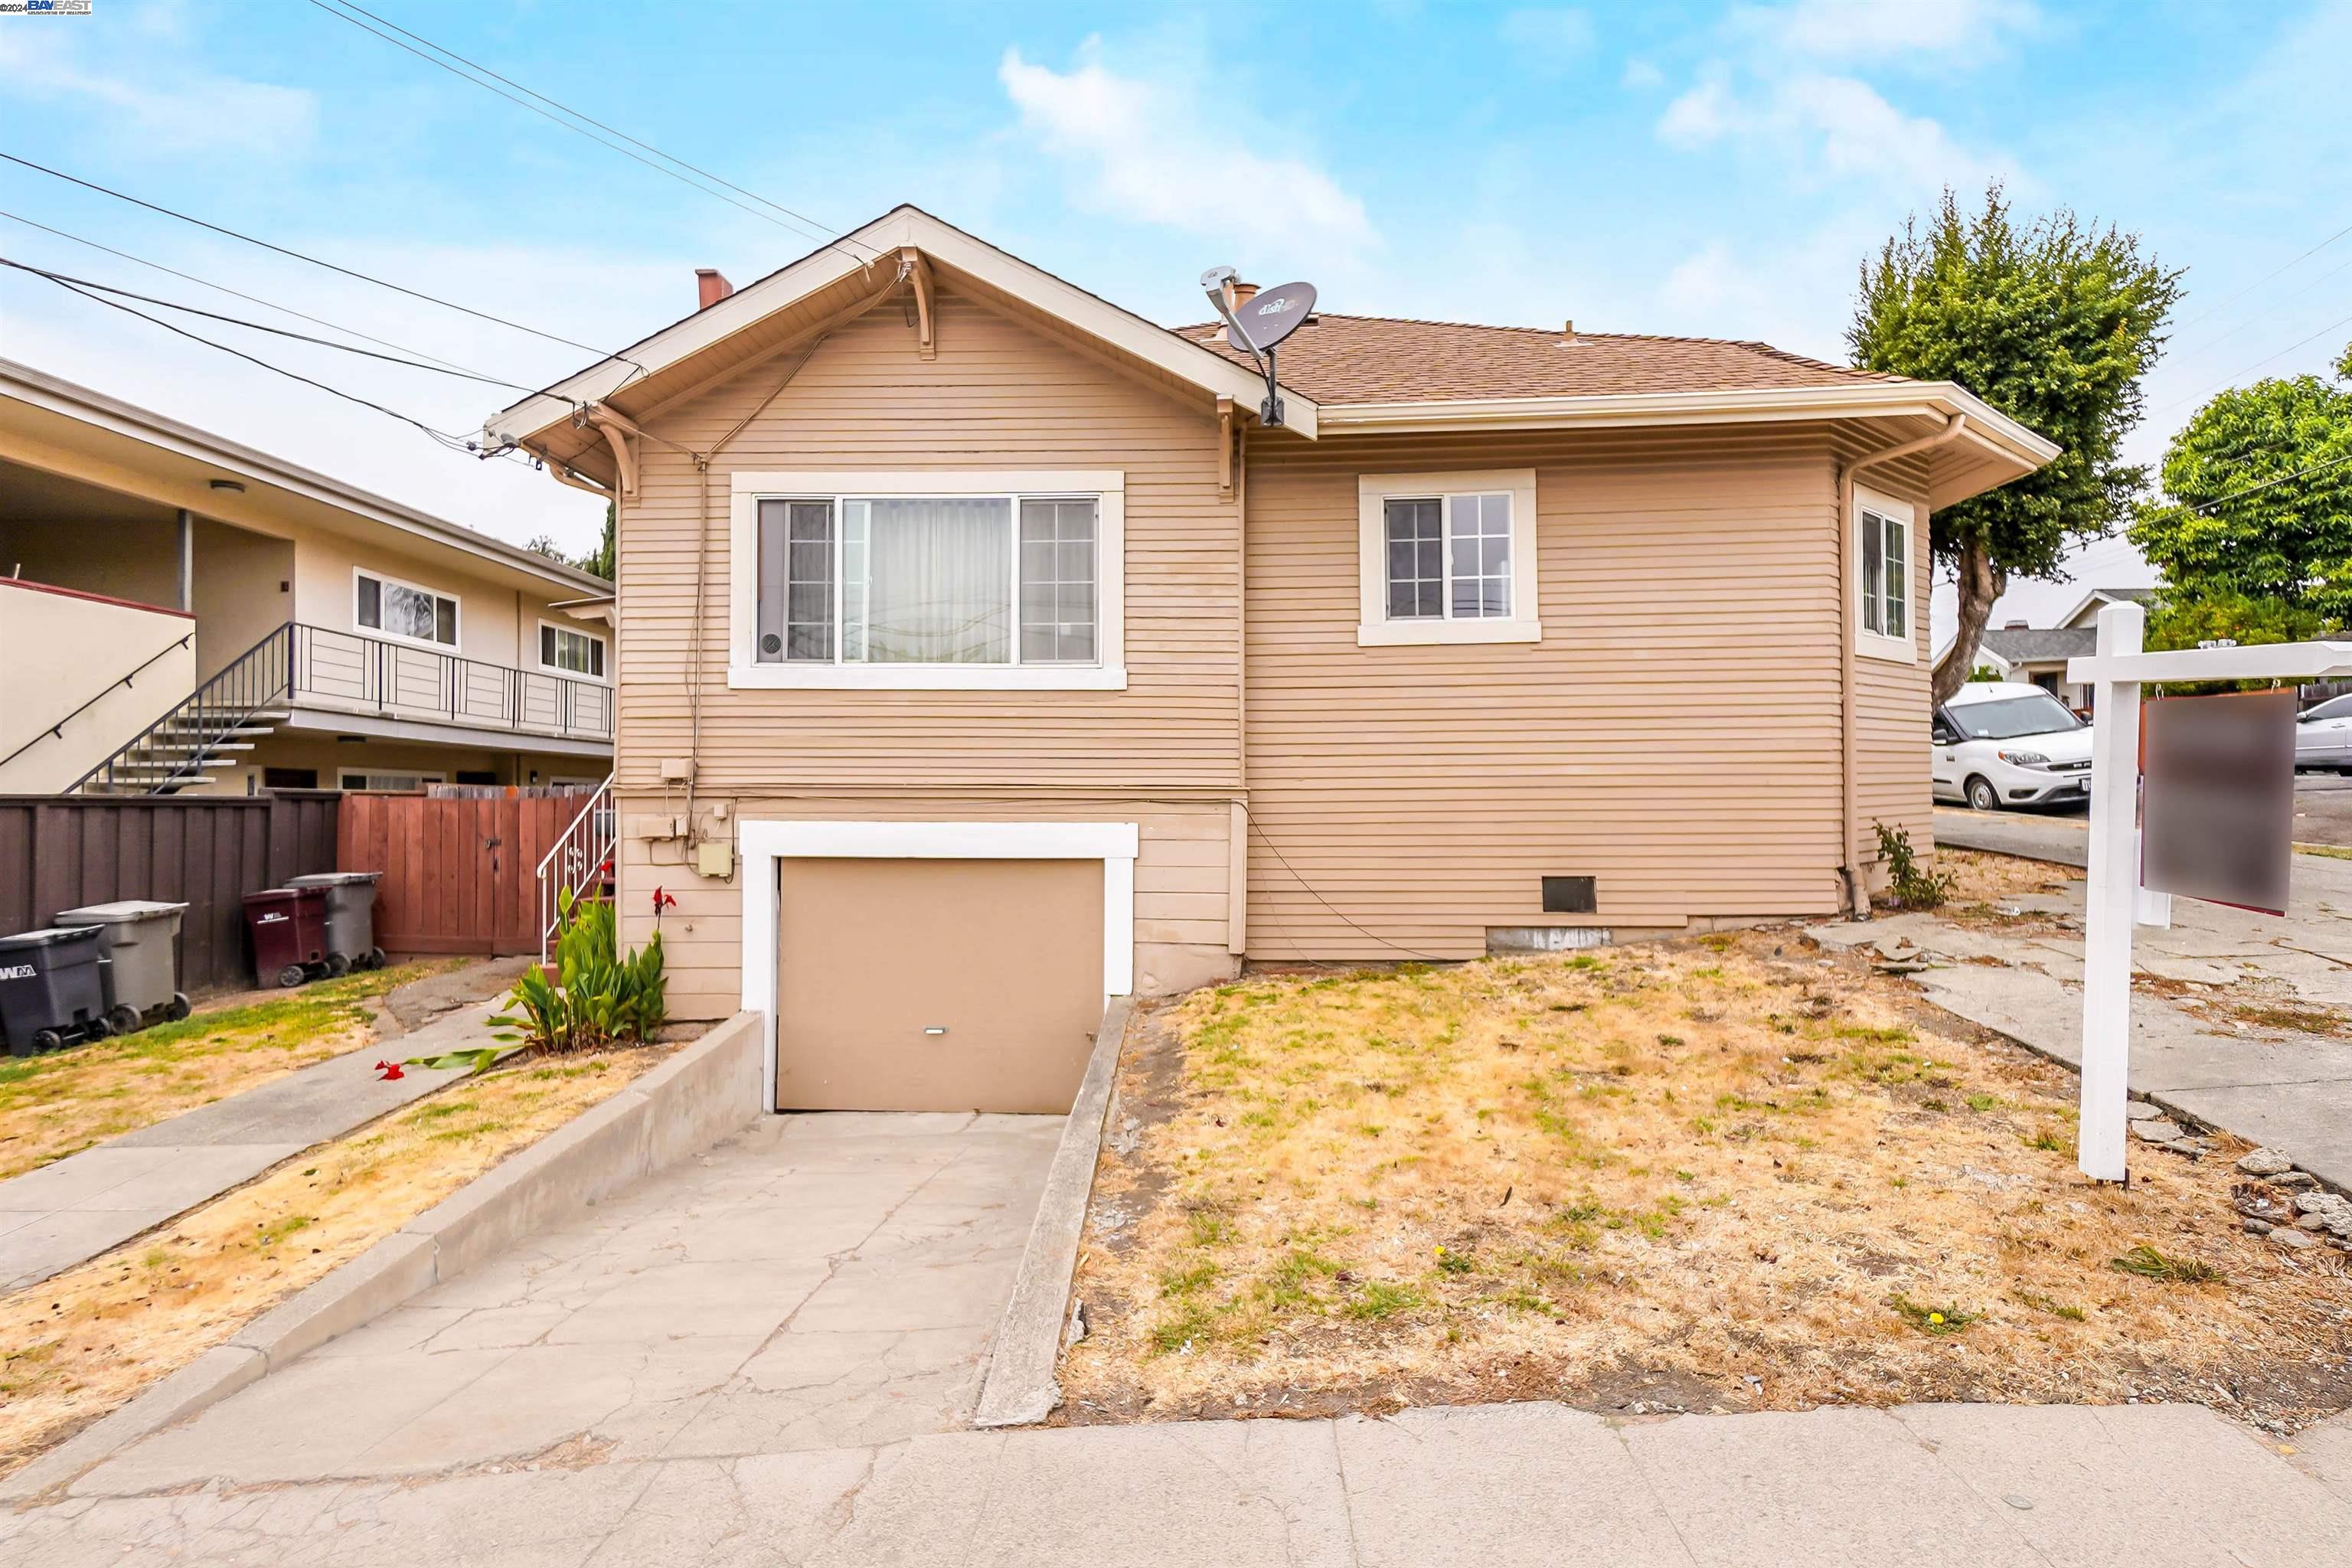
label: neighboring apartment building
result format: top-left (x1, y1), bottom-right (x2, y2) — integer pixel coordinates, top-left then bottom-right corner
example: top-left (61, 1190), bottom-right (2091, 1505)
top-left (481, 206), bottom-right (2056, 1114)
top-left (0, 360), bottom-right (614, 795)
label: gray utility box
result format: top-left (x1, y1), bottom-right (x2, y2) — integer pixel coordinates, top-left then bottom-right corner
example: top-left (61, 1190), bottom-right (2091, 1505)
top-left (53, 900), bottom-right (191, 1032)
top-left (286, 872), bottom-right (384, 971)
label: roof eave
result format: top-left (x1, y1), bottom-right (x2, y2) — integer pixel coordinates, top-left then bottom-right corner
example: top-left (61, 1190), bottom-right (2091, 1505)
top-left (0, 357), bottom-right (612, 595)
top-left (482, 206), bottom-right (1318, 453)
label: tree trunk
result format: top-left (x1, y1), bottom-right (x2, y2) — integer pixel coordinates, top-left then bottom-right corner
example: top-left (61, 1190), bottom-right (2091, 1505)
top-left (1932, 540), bottom-right (2006, 705)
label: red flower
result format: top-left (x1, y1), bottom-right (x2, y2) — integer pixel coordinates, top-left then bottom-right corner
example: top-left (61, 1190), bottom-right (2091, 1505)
top-left (374, 1060), bottom-right (404, 1081)
top-left (652, 886), bottom-right (678, 916)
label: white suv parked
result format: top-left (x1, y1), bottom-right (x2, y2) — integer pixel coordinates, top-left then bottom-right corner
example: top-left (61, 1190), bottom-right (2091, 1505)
top-left (1931, 682), bottom-right (2093, 812)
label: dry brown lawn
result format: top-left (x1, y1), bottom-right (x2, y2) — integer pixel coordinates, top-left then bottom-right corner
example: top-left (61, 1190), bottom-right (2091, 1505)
top-left (1059, 930), bottom-right (2352, 1430)
top-left (0, 961), bottom-right (468, 1182)
top-left (0, 1043), bottom-right (675, 1475)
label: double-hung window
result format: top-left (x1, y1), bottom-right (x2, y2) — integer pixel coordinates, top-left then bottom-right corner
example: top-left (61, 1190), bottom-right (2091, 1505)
top-left (1357, 469), bottom-right (1540, 645)
top-left (1854, 487), bottom-right (1914, 660)
top-left (730, 471), bottom-right (1126, 690)
top-left (356, 569), bottom-right (458, 648)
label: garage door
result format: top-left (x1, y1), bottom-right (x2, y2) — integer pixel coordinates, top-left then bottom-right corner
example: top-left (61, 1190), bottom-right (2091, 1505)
top-left (776, 857), bottom-right (1106, 1113)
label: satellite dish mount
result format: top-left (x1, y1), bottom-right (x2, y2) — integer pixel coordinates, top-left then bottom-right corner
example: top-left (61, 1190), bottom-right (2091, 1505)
top-left (1201, 268), bottom-right (1316, 429)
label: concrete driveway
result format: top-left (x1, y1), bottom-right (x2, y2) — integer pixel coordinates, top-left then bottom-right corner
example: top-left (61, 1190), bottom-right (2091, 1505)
top-left (42, 1111), bottom-right (1058, 1501)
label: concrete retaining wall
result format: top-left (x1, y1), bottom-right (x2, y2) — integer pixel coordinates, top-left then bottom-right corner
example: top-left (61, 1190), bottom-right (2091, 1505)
top-left (4, 1011), bottom-right (767, 1504)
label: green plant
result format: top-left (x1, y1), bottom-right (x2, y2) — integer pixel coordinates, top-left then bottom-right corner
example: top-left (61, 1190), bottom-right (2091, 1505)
top-left (2110, 1245), bottom-right (2223, 1285)
top-left (1890, 1294), bottom-right (1978, 1334)
top-left (1873, 821), bottom-right (1954, 910)
top-left (485, 887), bottom-right (667, 1058)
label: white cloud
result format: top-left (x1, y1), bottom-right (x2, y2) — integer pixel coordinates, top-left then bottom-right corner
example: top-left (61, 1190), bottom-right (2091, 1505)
top-left (997, 44), bottom-right (1376, 260)
top-left (1498, 8), bottom-right (1596, 74)
top-left (0, 19), bottom-right (316, 160)
top-left (1728, 0), bottom-right (2041, 65)
top-left (1621, 58), bottom-right (1666, 91)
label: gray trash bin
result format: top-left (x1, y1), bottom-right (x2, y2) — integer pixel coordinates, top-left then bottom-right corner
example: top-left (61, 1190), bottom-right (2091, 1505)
top-left (52, 900), bottom-right (190, 1034)
top-left (286, 872), bottom-right (384, 972)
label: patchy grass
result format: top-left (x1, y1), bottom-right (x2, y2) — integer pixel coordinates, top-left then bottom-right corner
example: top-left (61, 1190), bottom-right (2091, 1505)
top-left (0, 962), bottom-right (466, 1181)
top-left (2295, 842), bottom-right (2352, 861)
top-left (1930, 849), bottom-right (2086, 933)
top-left (1060, 933), bottom-right (2352, 1429)
top-left (0, 1041), bottom-right (673, 1475)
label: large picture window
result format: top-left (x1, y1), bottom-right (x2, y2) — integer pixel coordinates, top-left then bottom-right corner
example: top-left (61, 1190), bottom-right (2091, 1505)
top-left (355, 570), bottom-right (458, 648)
top-left (735, 472), bottom-right (1125, 689)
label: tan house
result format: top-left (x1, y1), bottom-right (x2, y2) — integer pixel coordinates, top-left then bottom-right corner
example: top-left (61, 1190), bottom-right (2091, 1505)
top-left (482, 206), bottom-right (2056, 1114)
top-left (0, 360), bottom-right (614, 795)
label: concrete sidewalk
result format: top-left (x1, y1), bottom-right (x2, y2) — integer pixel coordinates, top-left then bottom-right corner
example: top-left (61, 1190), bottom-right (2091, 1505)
top-left (0, 993), bottom-right (508, 1292)
top-left (4, 1398), bottom-right (2346, 1565)
top-left (1819, 813), bottom-right (2352, 1191)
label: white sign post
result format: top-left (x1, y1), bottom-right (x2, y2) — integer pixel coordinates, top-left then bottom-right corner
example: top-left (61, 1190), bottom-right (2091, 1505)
top-left (2066, 609), bottom-right (2352, 1183)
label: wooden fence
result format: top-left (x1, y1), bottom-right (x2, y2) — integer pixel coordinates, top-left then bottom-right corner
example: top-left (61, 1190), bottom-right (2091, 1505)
top-left (338, 792), bottom-right (582, 956)
top-left (0, 792), bottom-right (341, 995)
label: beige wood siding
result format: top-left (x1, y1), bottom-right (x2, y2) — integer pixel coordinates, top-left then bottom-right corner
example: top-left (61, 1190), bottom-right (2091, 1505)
top-left (614, 290), bottom-right (1243, 797)
top-left (1241, 426), bottom-right (1851, 959)
top-left (618, 793), bottom-right (1237, 1021)
top-left (1841, 440), bottom-right (1936, 878)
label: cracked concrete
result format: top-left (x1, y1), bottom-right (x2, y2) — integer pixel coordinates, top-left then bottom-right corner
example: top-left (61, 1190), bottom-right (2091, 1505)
top-left (1808, 810), bottom-right (2352, 1191)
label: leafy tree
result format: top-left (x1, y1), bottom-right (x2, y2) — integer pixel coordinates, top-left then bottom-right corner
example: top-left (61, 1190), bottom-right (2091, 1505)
top-left (2128, 357), bottom-right (2352, 622)
top-left (521, 503), bottom-right (617, 583)
top-left (1848, 185), bottom-right (2181, 703)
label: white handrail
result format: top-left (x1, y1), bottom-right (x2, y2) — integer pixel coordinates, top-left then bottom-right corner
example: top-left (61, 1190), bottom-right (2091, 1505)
top-left (537, 774), bottom-right (616, 963)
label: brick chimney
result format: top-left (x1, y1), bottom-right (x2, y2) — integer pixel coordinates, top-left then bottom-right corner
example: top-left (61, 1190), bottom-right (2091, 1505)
top-left (696, 268), bottom-right (734, 310)
top-left (1218, 279), bottom-right (1259, 345)
top-left (1230, 279), bottom-right (1259, 308)
top-left (2004, 618), bottom-right (2030, 629)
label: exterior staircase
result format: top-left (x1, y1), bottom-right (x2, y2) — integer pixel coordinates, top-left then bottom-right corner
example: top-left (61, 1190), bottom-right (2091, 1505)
top-left (537, 775), bottom-right (617, 962)
top-left (75, 624), bottom-right (293, 795)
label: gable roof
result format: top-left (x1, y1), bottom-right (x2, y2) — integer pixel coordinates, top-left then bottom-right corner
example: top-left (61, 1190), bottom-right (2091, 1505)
top-left (1174, 315), bottom-right (1902, 404)
top-left (2057, 586), bottom-right (2155, 628)
top-left (483, 204), bottom-right (2059, 510)
top-left (1979, 626), bottom-right (2098, 665)
top-left (485, 205), bottom-right (1315, 455)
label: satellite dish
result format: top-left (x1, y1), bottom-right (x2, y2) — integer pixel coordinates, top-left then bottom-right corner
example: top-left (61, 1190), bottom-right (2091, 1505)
top-left (1199, 264), bottom-right (1238, 290)
top-left (1230, 281), bottom-right (1317, 352)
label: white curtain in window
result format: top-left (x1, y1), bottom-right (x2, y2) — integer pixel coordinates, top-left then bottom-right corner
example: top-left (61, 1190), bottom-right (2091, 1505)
top-left (860, 498), bottom-right (1012, 663)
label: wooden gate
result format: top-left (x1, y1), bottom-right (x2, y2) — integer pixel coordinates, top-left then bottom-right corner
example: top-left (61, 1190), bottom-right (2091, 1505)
top-left (337, 792), bottom-right (573, 956)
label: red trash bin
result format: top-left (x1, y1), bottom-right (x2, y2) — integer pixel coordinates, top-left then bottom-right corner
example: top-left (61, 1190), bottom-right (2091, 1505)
top-left (243, 887), bottom-right (329, 988)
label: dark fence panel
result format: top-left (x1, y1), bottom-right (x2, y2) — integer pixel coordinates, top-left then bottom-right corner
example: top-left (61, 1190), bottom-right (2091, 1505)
top-left (0, 792), bottom-right (340, 996)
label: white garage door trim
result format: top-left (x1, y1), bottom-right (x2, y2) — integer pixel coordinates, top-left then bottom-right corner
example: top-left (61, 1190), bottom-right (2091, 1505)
top-left (738, 819), bottom-right (1140, 1112)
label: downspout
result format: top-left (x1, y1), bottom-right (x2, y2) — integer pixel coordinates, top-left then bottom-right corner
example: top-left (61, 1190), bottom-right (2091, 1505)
top-left (1836, 413), bottom-right (1968, 917)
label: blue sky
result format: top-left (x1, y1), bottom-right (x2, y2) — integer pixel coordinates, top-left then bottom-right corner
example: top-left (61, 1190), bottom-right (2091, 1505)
top-left (4, 0), bottom-right (2348, 643)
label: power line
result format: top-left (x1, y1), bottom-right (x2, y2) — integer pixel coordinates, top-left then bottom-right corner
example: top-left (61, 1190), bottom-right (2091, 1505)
top-left (2170, 219), bottom-right (2352, 335)
top-left (0, 207), bottom-right (515, 383)
top-left (2180, 451), bottom-right (2352, 516)
top-left (305, 0), bottom-right (881, 269)
top-left (2153, 309), bottom-right (2352, 418)
top-left (0, 151), bottom-right (640, 367)
top-left (24, 265), bottom-right (512, 459)
top-left (2167, 251), bottom-right (2352, 365)
top-left (0, 257), bottom-right (540, 391)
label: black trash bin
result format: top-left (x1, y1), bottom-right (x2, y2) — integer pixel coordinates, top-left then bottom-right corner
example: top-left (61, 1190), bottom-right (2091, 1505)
top-left (243, 887), bottom-right (330, 988)
top-left (0, 926), bottom-right (113, 1057)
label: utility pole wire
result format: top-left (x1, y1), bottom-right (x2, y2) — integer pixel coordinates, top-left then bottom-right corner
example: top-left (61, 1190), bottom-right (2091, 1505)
top-left (305, 0), bottom-right (880, 268)
top-left (0, 207), bottom-right (518, 384)
top-left (0, 257), bottom-right (541, 391)
top-left (0, 152), bottom-right (642, 367)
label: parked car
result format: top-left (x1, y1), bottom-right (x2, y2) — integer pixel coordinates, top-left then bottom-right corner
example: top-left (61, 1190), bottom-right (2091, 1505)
top-left (2295, 694), bottom-right (2352, 772)
top-left (1931, 681), bottom-right (2094, 811)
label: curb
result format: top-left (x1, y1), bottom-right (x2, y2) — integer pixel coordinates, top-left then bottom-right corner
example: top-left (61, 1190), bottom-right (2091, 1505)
top-left (3, 1010), bottom-right (766, 1506)
top-left (972, 996), bottom-right (1132, 1429)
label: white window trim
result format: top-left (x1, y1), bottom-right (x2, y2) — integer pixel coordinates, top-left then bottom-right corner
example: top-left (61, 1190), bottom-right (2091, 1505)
top-left (727, 469), bottom-right (1127, 690)
top-left (353, 567), bottom-right (460, 651)
top-left (737, 818), bottom-right (1138, 1110)
top-left (1356, 469), bottom-right (1540, 646)
top-left (1854, 484), bottom-right (1917, 664)
top-left (535, 617), bottom-right (609, 683)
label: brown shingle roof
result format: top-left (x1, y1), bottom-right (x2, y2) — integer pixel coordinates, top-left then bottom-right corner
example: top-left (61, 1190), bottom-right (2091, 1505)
top-left (1173, 313), bottom-right (1904, 405)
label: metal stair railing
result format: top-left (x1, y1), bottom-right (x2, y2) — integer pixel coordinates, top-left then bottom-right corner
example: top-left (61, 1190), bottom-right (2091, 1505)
top-left (0, 630), bottom-right (192, 775)
top-left (71, 622), bottom-right (294, 795)
top-left (537, 774), bottom-right (616, 963)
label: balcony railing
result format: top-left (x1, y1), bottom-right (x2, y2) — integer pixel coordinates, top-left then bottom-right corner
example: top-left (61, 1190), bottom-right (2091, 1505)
top-left (292, 622), bottom-right (613, 743)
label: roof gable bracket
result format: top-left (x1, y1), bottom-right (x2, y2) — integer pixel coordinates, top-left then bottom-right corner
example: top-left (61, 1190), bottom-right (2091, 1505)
top-left (902, 247), bottom-right (936, 361)
top-left (588, 412), bottom-right (639, 498)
